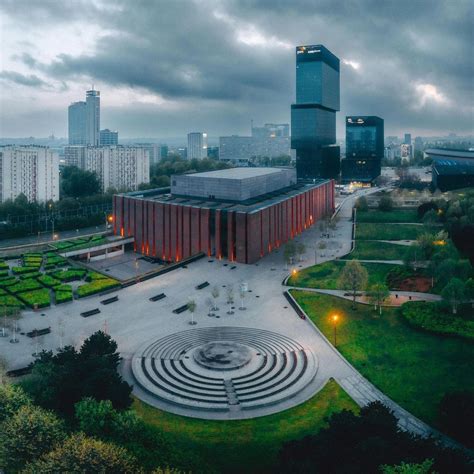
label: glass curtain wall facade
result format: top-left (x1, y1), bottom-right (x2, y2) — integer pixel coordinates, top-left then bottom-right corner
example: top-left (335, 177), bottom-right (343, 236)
top-left (341, 116), bottom-right (384, 183)
top-left (68, 102), bottom-right (87, 145)
top-left (291, 45), bottom-right (340, 180)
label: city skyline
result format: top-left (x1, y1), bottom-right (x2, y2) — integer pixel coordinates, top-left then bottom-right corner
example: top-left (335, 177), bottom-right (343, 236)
top-left (0, 0), bottom-right (473, 139)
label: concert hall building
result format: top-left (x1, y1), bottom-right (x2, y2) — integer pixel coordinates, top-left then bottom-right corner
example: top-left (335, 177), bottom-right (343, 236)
top-left (113, 167), bottom-right (334, 264)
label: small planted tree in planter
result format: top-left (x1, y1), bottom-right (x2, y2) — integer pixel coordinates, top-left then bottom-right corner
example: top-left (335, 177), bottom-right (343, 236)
top-left (187, 299), bottom-right (197, 325)
top-left (211, 286), bottom-right (220, 311)
top-left (239, 286), bottom-right (247, 311)
top-left (226, 285), bottom-right (234, 315)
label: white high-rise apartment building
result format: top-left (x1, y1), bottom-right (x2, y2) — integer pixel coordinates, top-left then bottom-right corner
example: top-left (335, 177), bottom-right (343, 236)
top-left (187, 132), bottom-right (208, 160)
top-left (0, 146), bottom-right (59, 203)
top-left (82, 146), bottom-right (149, 192)
top-left (86, 89), bottom-right (100, 146)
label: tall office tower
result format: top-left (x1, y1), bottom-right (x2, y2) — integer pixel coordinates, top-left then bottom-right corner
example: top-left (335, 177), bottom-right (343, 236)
top-left (291, 45), bottom-right (340, 180)
top-left (404, 133), bottom-right (412, 145)
top-left (187, 132), bottom-right (208, 160)
top-left (86, 89), bottom-right (100, 146)
top-left (159, 144), bottom-right (168, 160)
top-left (83, 146), bottom-right (149, 192)
top-left (100, 129), bottom-right (118, 146)
top-left (341, 116), bottom-right (384, 184)
top-left (68, 101), bottom-right (87, 145)
top-left (0, 146), bottom-right (59, 202)
top-left (414, 136), bottom-right (423, 152)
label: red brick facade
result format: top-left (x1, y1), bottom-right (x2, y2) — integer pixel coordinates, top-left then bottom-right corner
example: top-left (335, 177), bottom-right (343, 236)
top-left (113, 180), bottom-right (334, 264)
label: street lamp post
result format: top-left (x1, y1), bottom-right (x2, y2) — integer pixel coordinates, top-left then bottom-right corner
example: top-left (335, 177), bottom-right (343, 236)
top-left (331, 314), bottom-right (339, 348)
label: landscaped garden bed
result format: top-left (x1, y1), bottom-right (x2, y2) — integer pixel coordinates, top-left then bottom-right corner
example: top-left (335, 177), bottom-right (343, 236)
top-left (50, 268), bottom-right (87, 282)
top-left (54, 284), bottom-right (73, 304)
top-left (77, 278), bottom-right (120, 298)
top-left (0, 294), bottom-right (25, 308)
top-left (11, 266), bottom-right (38, 275)
top-left (16, 288), bottom-right (51, 308)
top-left (400, 301), bottom-right (474, 340)
top-left (85, 271), bottom-right (109, 281)
top-left (291, 290), bottom-right (474, 427)
top-left (8, 278), bottom-right (43, 294)
top-left (37, 274), bottom-right (62, 288)
top-left (0, 277), bottom-right (17, 287)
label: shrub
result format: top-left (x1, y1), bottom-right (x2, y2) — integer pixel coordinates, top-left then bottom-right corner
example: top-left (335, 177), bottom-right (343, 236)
top-left (77, 278), bottom-right (120, 298)
top-left (46, 255), bottom-right (67, 266)
top-left (51, 268), bottom-right (86, 282)
top-left (0, 270), bottom-right (9, 277)
top-left (9, 278), bottom-right (43, 294)
top-left (0, 295), bottom-right (25, 308)
top-left (17, 289), bottom-right (51, 308)
top-left (378, 195), bottom-right (393, 212)
top-left (85, 271), bottom-right (109, 281)
top-left (399, 301), bottom-right (474, 339)
top-left (11, 266), bottom-right (37, 275)
top-left (37, 274), bottom-right (61, 288)
top-left (0, 277), bottom-right (17, 287)
top-left (19, 272), bottom-right (42, 280)
top-left (55, 284), bottom-right (73, 304)
top-left (0, 261), bottom-right (9, 270)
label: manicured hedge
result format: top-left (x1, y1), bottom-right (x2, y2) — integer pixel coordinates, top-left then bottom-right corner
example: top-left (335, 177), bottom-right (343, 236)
top-left (50, 268), bottom-right (87, 282)
top-left (9, 278), bottom-right (43, 294)
top-left (0, 270), bottom-right (9, 277)
top-left (37, 274), bottom-right (62, 288)
top-left (77, 278), bottom-right (120, 298)
top-left (19, 272), bottom-right (42, 280)
top-left (46, 255), bottom-right (67, 266)
top-left (85, 271), bottom-right (109, 281)
top-left (0, 277), bottom-right (17, 287)
top-left (12, 266), bottom-right (37, 275)
top-left (0, 261), bottom-right (9, 270)
top-left (17, 288), bottom-right (51, 308)
top-left (400, 301), bottom-right (474, 340)
top-left (0, 294), bottom-right (25, 308)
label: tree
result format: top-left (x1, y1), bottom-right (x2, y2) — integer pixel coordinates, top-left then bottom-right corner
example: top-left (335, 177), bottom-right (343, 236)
top-left (23, 331), bottom-right (132, 417)
top-left (441, 278), bottom-right (465, 314)
top-left (378, 195), bottom-right (393, 212)
top-left (367, 283), bottom-right (390, 315)
top-left (211, 286), bottom-right (220, 311)
top-left (0, 384), bottom-right (31, 423)
top-left (226, 285), bottom-right (234, 315)
top-left (338, 260), bottom-right (368, 307)
top-left (187, 299), bottom-right (197, 325)
top-left (355, 196), bottom-right (368, 211)
top-left (296, 242), bottom-right (306, 261)
top-left (277, 401), bottom-right (469, 474)
top-left (403, 244), bottom-right (421, 271)
top-left (380, 459), bottom-right (434, 474)
top-left (75, 398), bottom-right (175, 472)
top-left (283, 241), bottom-right (296, 267)
top-left (464, 278), bottom-right (474, 308)
top-left (0, 405), bottom-right (66, 472)
top-left (23, 433), bottom-right (138, 474)
top-left (239, 285), bottom-right (247, 310)
top-left (438, 391), bottom-right (474, 449)
top-left (61, 166), bottom-right (101, 198)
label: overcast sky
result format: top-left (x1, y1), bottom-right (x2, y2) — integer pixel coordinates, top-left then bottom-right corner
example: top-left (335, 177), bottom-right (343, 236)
top-left (0, 0), bottom-right (473, 139)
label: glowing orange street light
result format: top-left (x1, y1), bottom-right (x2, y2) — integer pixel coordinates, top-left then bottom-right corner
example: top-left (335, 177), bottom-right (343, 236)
top-left (107, 215), bottom-right (114, 223)
top-left (331, 314), bottom-right (339, 347)
top-left (292, 269), bottom-right (298, 276)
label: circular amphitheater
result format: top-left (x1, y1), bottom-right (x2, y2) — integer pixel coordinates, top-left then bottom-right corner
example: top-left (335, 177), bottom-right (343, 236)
top-left (131, 326), bottom-right (318, 419)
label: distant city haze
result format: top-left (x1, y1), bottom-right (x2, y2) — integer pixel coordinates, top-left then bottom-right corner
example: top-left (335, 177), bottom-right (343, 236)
top-left (0, 0), bottom-right (472, 138)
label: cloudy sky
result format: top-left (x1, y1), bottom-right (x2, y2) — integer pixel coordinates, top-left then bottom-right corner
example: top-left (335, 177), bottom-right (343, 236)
top-left (0, 0), bottom-right (472, 139)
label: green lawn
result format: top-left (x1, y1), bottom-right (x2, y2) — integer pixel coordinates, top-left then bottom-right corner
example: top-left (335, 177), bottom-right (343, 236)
top-left (133, 379), bottom-right (358, 474)
top-left (287, 260), bottom-right (397, 289)
top-left (356, 223), bottom-right (434, 240)
top-left (344, 241), bottom-right (410, 261)
top-left (291, 291), bottom-right (474, 427)
top-left (356, 209), bottom-right (420, 223)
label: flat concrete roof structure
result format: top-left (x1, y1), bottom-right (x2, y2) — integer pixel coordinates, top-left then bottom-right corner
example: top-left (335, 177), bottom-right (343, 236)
top-left (171, 167), bottom-right (296, 202)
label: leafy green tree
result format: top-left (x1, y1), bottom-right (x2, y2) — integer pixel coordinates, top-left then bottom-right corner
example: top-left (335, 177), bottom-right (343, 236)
top-left (75, 398), bottom-right (175, 472)
top-left (23, 433), bottom-right (139, 474)
top-left (0, 405), bottom-right (66, 472)
top-left (378, 195), bottom-right (393, 212)
top-left (367, 283), bottom-right (390, 315)
top-left (23, 331), bottom-right (132, 416)
top-left (438, 391), bottom-right (474, 449)
top-left (355, 196), bottom-right (368, 211)
top-left (0, 384), bottom-right (31, 423)
top-left (284, 241), bottom-right (296, 266)
top-left (380, 459), bottom-right (434, 474)
top-left (296, 242), bottom-right (306, 261)
top-left (61, 166), bottom-right (101, 197)
top-left (441, 278), bottom-right (465, 314)
top-left (338, 260), bottom-right (368, 307)
top-left (465, 278), bottom-right (474, 308)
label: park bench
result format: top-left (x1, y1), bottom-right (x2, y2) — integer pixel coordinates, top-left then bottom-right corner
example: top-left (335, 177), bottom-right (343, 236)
top-left (172, 304), bottom-right (189, 314)
top-left (149, 293), bottom-right (166, 302)
top-left (80, 308), bottom-right (101, 318)
top-left (26, 327), bottom-right (51, 338)
top-left (195, 281), bottom-right (210, 290)
top-left (101, 295), bottom-right (119, 305)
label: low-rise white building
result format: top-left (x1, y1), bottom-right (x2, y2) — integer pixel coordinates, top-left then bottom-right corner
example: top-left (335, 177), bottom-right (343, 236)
top-left (0, 146), bottom-right (59, 202)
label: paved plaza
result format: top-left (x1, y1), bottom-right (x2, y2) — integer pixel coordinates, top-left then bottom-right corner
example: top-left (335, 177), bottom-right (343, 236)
top-left (0, 187), bottom-right (455, 440)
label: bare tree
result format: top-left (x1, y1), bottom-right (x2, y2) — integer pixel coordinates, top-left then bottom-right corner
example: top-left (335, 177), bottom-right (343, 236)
top-left (338, 260), bottom-right (368, 308)
top-left (205, 297), bottom-right (214, 316)
top-left (239, 286), bottom-right (247, 311)
top-left (296, 242), bottom-right (306, 262)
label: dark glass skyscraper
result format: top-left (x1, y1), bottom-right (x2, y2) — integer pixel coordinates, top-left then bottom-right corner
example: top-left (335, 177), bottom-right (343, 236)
top-left (341, 116), bottom-right (384, 183)
top-left (291, 45), bottom-right (340, 180)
